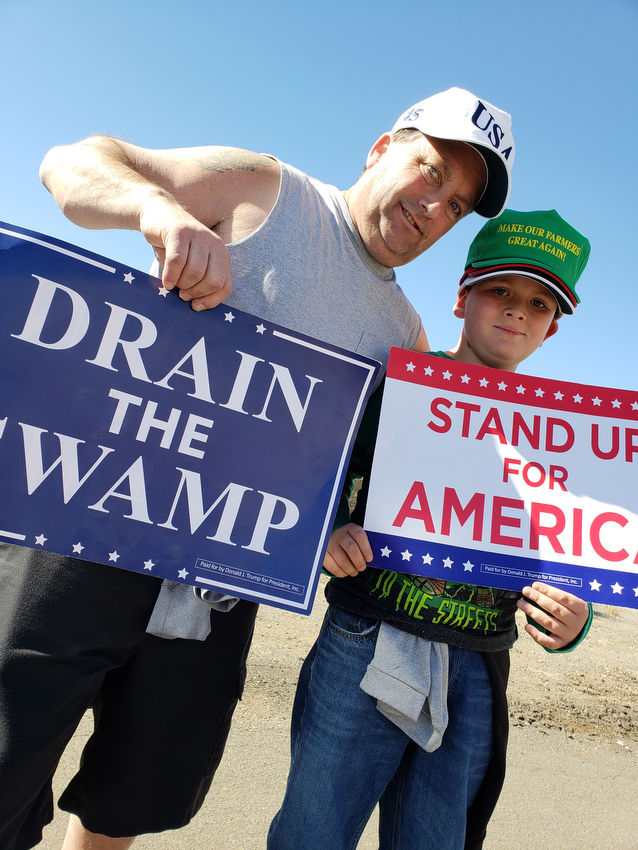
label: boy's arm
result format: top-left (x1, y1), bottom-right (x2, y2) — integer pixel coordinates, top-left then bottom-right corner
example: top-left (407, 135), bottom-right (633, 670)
top-left (325, 382), bottom-right (386, 578)
top-left (517, 582), bottom-right (593, 653)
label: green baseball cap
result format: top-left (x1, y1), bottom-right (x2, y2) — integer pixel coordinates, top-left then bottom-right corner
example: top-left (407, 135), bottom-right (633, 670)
top-left (459, 209), bottom-right (590, 314)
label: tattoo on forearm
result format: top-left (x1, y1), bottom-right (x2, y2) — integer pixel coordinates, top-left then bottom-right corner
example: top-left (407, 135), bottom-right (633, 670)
top-left (196, 151), bottom-right (274, 174)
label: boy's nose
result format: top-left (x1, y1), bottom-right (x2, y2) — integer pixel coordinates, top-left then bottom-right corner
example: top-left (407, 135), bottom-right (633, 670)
top-left (505, 302), bottom-right (526, 319)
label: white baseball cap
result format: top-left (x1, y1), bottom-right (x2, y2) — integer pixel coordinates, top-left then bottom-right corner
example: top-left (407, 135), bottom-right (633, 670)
top-left (392, 87), bottom-right (515, 218)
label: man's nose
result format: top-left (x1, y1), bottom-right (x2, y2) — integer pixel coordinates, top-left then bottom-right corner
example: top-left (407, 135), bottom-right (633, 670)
top-left (420, 193), bottom-right (443, 219)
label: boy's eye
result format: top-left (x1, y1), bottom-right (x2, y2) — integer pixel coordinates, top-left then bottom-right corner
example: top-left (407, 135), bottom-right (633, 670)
top-left (492, 286), bottom-right (508, 295)
top-left (531, 298), bottom-right (548, 309)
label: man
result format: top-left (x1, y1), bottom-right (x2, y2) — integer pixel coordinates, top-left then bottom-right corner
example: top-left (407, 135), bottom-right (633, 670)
top-left (0, 88), bottom-right (514, 850)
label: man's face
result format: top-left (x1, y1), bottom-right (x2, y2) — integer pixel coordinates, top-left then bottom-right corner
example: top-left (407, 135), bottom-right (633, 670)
top-left (453, 275), bottom-right (559, 371)
top-left (346, 133), bottom-right (487, 268)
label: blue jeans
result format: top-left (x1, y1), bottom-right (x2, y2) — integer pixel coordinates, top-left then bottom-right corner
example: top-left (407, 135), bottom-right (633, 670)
top-left (268, 606), bottom-right (493, 850)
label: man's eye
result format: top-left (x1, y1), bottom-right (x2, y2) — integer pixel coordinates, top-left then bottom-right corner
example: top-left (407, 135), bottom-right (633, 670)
top-left (450, 200), bottom-right (461, 216)
top-left (426, 164), bottom-right (440, 180)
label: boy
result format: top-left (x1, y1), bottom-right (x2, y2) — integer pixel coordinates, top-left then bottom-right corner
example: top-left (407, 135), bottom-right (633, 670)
top-left (268, 209), bottom-right (593, 850)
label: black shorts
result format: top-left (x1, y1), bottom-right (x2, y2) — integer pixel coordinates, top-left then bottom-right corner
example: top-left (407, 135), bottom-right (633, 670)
top-left (0, 544), bottom-right (258, 847)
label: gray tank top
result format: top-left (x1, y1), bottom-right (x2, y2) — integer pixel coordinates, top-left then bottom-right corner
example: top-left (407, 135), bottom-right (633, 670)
top-left (147, 159), bottom-right (422, 636)
top-left (225, 159), bottom-right (421, 384)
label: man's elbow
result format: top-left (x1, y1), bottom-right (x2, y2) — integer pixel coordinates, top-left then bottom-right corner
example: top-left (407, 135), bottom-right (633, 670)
top-left (39, 144), bottom-right (64, 193)
top-left (40, 135), bottom-right (124, 186)
top-left (39, 143), bottom-right (83, 218)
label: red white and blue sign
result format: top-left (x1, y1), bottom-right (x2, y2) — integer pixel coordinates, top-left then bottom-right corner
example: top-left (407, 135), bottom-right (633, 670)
top-left (0, 222), bottom-right (379, 614)
top-left (364, 348), bottom-right (638, 609)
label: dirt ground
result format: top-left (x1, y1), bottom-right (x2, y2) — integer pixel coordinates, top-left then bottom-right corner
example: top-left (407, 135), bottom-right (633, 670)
top-left (40, 578), bottom-right (638, 849)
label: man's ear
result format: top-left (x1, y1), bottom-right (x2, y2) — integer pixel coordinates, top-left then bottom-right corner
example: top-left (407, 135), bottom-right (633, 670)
top-left (452, 288), bottom-right (469, 319)
top-left (365, 133), bottom-right (392, 169)
top-left (542, 317), bottom-right (560, 343)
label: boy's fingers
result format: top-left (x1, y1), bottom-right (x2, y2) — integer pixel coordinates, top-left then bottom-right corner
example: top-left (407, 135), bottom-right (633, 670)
top-left (338, 536), bottom-right (368, 573)
top-left (518, 597), bottom-right (558, 633)
top-left (322, 552), bottom-right (353, 578)
top-left (518, 582), bottom-right (589, 647)
top-left (332, 524), bottom-right (372, 570)
top-left (323, 524), bottom-right (373, 579)
top-left (519, 590), bottom-right (571, 635)
top-left (522, 583), bottom-right (574, 622)
top-left (346, 524), bottom-right (373, 563)
top-left (523, 622), bottom-right (567, 650)
top-left (526, 582), bottom-right (587, 610)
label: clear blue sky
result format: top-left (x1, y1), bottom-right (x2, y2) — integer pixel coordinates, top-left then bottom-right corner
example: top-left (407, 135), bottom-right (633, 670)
top-left (1, 0), bottom-right (636, 391)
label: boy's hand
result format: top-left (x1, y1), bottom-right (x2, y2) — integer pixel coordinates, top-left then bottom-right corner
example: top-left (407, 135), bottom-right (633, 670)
top-left (517, 582), bottom-right (590, 650)
top-left (323, 523), bottom-right (373, 578)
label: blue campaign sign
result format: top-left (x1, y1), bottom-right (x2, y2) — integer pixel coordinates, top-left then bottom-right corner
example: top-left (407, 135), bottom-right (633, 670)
top-left (0, 222), bottom-right (379, 614)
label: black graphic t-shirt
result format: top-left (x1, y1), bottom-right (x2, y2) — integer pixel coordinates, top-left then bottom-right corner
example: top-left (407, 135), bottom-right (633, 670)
top-left (325, 355), bottom-right (520, 652)
top-left (326, 565), bottom-right (521, 651)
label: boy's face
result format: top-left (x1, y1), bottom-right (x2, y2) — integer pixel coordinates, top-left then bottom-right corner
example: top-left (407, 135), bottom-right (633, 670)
top-left (452, 274), bottom-right (560, 372)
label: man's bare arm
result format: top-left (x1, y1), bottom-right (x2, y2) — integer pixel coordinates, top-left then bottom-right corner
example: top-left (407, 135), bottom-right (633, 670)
top-left (39, 137), bottom-right (280, 310)
top-left (412, 324), bottom-right (430, 352)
